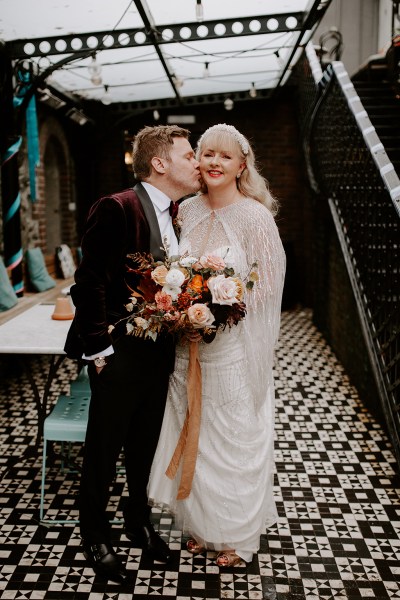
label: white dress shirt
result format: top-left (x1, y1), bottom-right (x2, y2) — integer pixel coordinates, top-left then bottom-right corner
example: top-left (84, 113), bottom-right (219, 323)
top-left (141, 182), bottom-right (179, 257)
top-left (84, 183), bottom-right (179, 360)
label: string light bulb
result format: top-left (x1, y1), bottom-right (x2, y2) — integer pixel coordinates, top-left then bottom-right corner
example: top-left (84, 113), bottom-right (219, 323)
top-left (125, 151), bottom-right (133, 165)
top-left (224, 98), bottom-right (234, 111)
top-left (203, 62), bottom-right (210, 78)
top-left (101, 85), bottom-right (112, 105)
top-left (153, 109), bottom-right (160, 121)
top-left (196, 0), bottom-right (204, 22)
top-left (249, 82), bottom-right (257, 98)
top-left (172, 75), bottom-right (184, 89)
top-left (88, 53), bottom-right (102, 86)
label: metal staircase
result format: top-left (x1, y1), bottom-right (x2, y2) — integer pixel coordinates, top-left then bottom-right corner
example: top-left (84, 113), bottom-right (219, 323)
top-left (352, 80), bottom-right (400, 174)
top-left (297, 43), bottom-right (400, 468)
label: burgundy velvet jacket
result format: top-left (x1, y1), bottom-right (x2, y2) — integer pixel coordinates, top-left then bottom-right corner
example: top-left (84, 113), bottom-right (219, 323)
top-left (64, 185), bottom-right (164, 359)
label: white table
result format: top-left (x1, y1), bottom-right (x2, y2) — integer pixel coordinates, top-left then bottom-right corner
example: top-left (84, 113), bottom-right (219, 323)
top-left (0, 303), bottom-right (74, 445)
top-left (0, 303), bottom-right (72, 354)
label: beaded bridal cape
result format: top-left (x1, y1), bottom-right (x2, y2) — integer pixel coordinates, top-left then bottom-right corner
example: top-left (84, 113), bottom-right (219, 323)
top-left (148, 195), bottom-right (286, 562)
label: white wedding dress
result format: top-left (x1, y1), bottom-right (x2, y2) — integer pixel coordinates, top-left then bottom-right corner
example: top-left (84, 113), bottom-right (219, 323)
top-left (148, 195), bottom-right (286, 562)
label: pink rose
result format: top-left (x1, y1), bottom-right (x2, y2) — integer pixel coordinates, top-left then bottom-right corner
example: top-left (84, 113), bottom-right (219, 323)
top-left (151, 265), bottom-right (168, 285)
top-left (155, 290), bottom-right (173, 311)
top-left (187, 303), bottom-right (215, 329)
top-left (199, 254), bottom-right (226, 271)
top-left (208, 275), bottom-right (239, 306)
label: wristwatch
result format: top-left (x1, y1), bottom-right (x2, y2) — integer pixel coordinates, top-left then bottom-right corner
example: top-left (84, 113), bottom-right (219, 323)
top-left (94, 356), bottom-right (108, 368)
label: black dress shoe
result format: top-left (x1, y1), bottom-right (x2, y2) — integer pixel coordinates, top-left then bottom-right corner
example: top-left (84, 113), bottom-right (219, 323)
top-left (125, 523), bottom-right (172, 563)
top-left (82, 542), bottom-right (128, 583)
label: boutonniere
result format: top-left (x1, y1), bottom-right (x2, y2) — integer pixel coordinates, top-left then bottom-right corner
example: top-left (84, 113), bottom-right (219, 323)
top-left (172, 215), bottom-right (182, 241)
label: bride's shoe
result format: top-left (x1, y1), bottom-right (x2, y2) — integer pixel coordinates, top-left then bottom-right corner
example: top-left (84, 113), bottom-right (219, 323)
top-left (186, 538), bottom-right (205, 554)
top-left (216, 551), bottom-right (243, 567)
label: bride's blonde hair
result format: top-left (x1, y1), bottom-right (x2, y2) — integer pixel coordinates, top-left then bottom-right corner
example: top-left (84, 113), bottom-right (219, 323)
top-left (196, 124), bottom-right (278, 215)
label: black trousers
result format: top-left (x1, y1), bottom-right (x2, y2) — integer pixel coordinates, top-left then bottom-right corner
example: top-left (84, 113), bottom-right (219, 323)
top-left (79, 334), bottom-right (173, 543)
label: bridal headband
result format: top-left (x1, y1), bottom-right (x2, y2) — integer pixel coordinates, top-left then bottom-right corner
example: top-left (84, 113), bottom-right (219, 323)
top-left (197, 123), bottom-right (250, 156)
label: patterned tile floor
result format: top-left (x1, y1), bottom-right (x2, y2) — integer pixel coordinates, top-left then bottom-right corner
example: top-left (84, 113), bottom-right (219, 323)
top-left (0, 309), bottom-right (399, 599)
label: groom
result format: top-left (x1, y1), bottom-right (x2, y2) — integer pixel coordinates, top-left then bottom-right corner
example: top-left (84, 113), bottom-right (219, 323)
top-left (64, 125), bottom-right (200, 583)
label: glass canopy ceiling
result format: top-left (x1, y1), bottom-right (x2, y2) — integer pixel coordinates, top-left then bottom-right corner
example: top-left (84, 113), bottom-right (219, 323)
top-left (0, 0), bottom-right (331, 108)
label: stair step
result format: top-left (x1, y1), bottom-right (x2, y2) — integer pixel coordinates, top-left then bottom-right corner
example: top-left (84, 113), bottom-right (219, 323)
top-left (355, 86), bottom-right (393, 93)
top-left (377, 145), bottom-right (400, 157)
top-left (362, 106), bottom-right (399, 116)
top-left (352, 69), bottom-right (389, 83)
top-left (353, 81), bottom-right (393, 92)
top-left (373, 131), bottom-right (400, 142)
top-left (379, 151), bottom-right (400, 165)
top-left (366, 111), bottom-right (399, 119)
top-left (391, 160), bottom-right (400, 171)
top-left (376, 135), bottom-right (400, 144)
top-left (357, 91), bottom-right (395, 101)
top-left (366, 114), bottom-right (400, 127)
top-left (360, 101), bottom-right (399, 110)
top-left (369, 122), bottom-right (400, 130)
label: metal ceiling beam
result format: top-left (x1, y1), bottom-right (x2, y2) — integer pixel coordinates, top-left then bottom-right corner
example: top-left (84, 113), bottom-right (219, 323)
top-left (132, 0), bottom-right (182, 104)
top-left (274, 0), bottom-right (333, 91)
top-left (94, 87), bottom-right (276, 122)
top-left (6, 13), bottom-right (305, 59)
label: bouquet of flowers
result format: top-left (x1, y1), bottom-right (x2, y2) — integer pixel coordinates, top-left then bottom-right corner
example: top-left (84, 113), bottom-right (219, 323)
top-left (117, 249), bottom-right (258, 342)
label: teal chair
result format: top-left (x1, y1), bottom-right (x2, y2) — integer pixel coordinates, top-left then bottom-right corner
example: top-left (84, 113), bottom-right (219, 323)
top-left (69, 365), bottom-right (91, 395)
top-left (40, 392), bottom-right (91, 523)
top-left (40, 367), bottom-right (123, 524)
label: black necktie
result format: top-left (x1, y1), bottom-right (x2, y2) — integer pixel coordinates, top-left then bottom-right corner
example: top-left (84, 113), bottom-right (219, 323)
top-left (169, 201), bottom-right (179, 220)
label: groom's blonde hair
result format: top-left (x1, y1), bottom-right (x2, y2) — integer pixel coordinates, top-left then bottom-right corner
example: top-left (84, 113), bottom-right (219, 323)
top-left (132, 125), bottom-right (190, 180)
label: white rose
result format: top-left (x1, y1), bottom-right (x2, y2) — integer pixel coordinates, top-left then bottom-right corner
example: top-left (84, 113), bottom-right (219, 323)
top-left (179, 256), bottom-right (198, 268)
top-left (165, 268), bottom-right (185, 287)
top-left (162, 284), bottom-right (181, 301)
top-left (187, 303), bottom-right (215, 329)
top-left (208, 275), bottom-right (239, 306)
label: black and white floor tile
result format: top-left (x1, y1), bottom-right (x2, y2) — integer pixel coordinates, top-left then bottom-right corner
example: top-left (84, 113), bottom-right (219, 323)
top-left (0, 309), bottom-right (399, 599)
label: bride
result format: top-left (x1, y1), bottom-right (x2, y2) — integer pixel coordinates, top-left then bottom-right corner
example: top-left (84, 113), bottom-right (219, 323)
top-left (148, 123), bottom-right (286, 567)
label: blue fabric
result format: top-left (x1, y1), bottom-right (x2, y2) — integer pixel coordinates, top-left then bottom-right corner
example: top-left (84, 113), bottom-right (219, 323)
top-left (13, 67), bottom-right (40, 201)
top-left (2, 136), bottom-right (22, 163)
top-left (4, 192), bottom-right (21, 223)
top-left (25, 248), bottom-right (56, 292)
top-left (0, 256), bottom-right (18, 311)
top-left (26, 95), bottom-right (40, 201)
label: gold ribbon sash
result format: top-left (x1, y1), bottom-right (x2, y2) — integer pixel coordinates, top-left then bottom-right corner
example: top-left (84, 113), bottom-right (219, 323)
top-left (165, 341), bottom-right (202, 500)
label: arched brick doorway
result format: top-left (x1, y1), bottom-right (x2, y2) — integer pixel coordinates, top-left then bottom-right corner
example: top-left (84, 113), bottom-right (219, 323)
top-left (36, 117), bottom-right (77, 268)
top-left (44, 136), bottom-right (63, 252)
